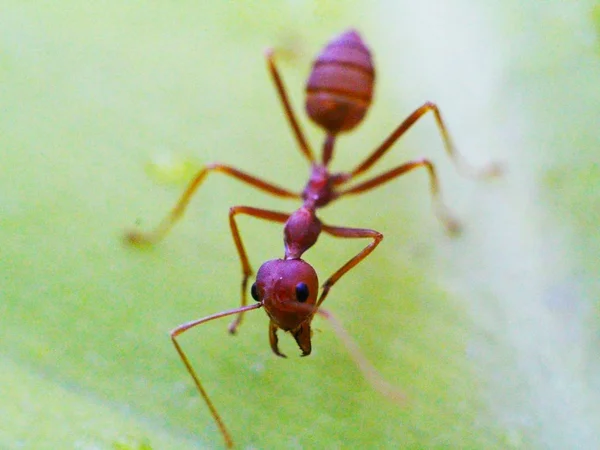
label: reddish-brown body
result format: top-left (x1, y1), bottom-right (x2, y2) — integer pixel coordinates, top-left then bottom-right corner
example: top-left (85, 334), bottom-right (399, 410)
top-left (127, 29), bottom-right (499, 448)
top-left (261, 31), bottom-right (378, 353)
top-left (306, 30), bottom-right (375, 135)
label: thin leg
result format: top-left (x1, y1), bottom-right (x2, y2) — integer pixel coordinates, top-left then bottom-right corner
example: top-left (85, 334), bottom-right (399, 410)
top-left (317, 224), bottom-right (383, 308)
top-left (265, 48), bottom-right (315, 163)
top-left (126, 163), bottom-right (299, 245)
top-left (170, 303), bottom-right (263, 449)
top-left (340, 102), bottom-right (501, 182)
top-left (228, 206), bottom-right (290, 333)
top-left (338, 158), bottom-right (461, 234)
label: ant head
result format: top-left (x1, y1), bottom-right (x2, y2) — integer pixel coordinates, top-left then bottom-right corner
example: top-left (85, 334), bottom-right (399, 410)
top-left (251, 258), bottom-right (319, 331)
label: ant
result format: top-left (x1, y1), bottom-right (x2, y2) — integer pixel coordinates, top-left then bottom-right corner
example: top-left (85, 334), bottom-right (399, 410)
top-left (126, 29), bottom-right (500, 448)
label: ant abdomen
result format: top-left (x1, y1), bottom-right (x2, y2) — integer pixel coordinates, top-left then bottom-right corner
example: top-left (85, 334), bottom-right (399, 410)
top-left (305, 29), bottom-right (375, 135)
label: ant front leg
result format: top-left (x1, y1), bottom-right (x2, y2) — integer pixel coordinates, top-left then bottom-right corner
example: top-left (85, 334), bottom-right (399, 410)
top-left (126, 163), bottom-right (300, 245)
top-left (278, 223), bottom-right (405, 403)
top-left (317, 224), bottom-right (383, 308)
top-left (307, 225), bottom-right (409, 404)
top-left (338, 158), bottom-right (462, 234)
top-left (227, 206), bottom-right (290, 333)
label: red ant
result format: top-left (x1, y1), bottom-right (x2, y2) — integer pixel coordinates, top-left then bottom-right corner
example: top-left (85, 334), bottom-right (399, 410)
top-left (126, 29), bottom-right (500, 448)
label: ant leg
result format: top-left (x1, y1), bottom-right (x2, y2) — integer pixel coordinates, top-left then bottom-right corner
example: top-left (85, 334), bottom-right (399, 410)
top-left (228, 206), bottom-right (290, 334)
top-left (126, 163), bottom-right (300, 245)
top-left (265, 49), bottom-right (315, 163)
top-left (317, 224), bottom-right (383, 308)
top-left (338, 158), bottom-right (462, 234)
top-left (338, 101), bottom-right (501, 182)
top-left (170, 303), bottom-right (262, 449)
top-left (290, 225), bottom-right (404, 402)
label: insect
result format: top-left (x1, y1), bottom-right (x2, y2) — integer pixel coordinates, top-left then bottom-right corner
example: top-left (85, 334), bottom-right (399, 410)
top-left (127, 29), bottom-right (500, 448)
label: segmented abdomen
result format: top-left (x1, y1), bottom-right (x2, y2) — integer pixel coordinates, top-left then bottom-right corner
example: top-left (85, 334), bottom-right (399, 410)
top-left (305, 29), bottom-right (375, 134)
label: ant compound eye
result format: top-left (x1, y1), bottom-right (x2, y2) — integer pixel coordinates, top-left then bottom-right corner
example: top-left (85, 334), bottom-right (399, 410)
top-left (251, 283), bottom-right (260, 302)
top-left (295, 282), bottom-right (309, 303)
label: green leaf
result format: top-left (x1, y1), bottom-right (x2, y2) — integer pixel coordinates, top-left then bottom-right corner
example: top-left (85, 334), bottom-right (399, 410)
top-left (2, 1), bottom-right (599, 449)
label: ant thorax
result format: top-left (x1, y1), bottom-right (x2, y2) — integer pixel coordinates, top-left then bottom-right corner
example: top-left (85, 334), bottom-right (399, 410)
top-left (284, 206), bottom-right (322, 259)
top-left (301, 163), bottom-right (338, 208)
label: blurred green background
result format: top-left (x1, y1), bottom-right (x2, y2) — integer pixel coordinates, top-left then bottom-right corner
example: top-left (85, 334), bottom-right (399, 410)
top-left (2, 1), bottom-right (599, 449)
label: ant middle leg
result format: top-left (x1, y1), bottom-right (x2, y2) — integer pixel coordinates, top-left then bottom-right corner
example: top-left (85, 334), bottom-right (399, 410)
top-left (126, 163), bottom-right (300, 245)
top-left (337, 158), bottom-right (462, 234)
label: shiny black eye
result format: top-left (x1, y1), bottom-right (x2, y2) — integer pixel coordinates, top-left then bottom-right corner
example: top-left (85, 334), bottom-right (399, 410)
top-left (251, 283), bottom-right (260, 301)
top-left (295, 282), bottom-right (309, 302)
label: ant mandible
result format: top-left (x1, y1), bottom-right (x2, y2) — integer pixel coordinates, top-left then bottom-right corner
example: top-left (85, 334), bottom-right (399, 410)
top-left (126, 29), bottom-right (500, 448)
